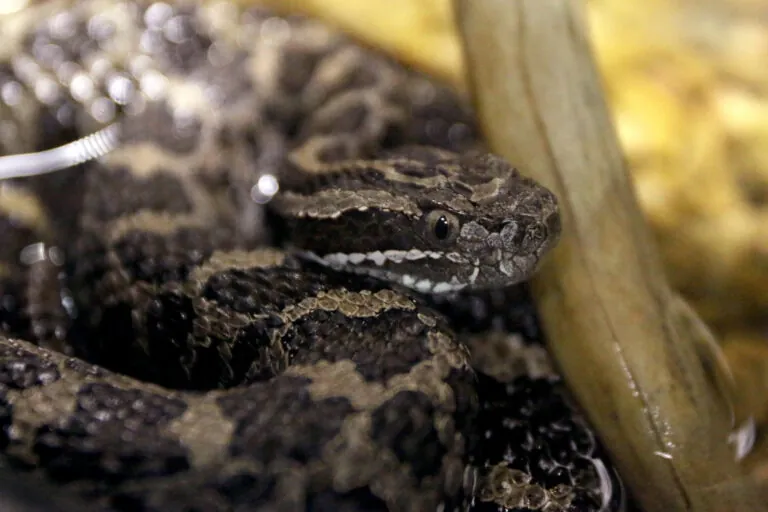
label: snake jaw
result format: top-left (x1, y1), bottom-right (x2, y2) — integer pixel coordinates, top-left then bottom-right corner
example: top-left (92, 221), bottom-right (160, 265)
top-left (303, 249), bottom-right (472, 293)
top-left (304, 235), bottom-right (552, 294)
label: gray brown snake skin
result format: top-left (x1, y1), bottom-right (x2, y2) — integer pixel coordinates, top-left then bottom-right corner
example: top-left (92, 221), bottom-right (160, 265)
top-left (0, 2), bottom-right (625, 511)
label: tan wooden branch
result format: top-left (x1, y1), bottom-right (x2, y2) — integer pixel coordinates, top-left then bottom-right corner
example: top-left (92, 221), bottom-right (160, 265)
top-left (454, 0), bottom-right (767, 510)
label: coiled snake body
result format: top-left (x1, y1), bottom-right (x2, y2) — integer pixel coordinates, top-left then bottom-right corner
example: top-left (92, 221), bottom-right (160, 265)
top-left (0, 2), bottom-right (624, 511)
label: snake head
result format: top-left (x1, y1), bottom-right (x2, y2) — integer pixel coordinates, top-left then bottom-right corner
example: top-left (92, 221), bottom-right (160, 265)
top-left (270, 146), bottom-right (561, 293)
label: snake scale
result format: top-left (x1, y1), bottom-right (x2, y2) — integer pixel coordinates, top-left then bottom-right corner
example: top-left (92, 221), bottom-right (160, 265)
top-left (0, 1), bottom-right (626, 511)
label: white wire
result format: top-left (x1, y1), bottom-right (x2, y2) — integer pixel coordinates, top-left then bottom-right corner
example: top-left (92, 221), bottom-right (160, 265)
top-left (0, 123), bottom-right (122, 180)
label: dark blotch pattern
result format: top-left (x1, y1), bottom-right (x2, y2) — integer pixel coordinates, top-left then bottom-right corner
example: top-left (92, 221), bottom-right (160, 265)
top-left (0, 281), bottom-right (27, 342)
top-left (110, 478), bottom-right (244, 512)
top-left (112, 228), bottom-right (226, 286)
top-left (202, 265), bottom-right (315, 313)
top-left (281, 308), bottom-right (434, 382)
top-left (218, 376), bottom-right (352, 464)
top-left (101, 468), bottom-right (279, 512)
top-left (370, 391), bottom-right (446, 481)
top-left (85, 169), bottom-right (194, 222)
top-left (129, 291), bottom-right (199, 389)
top-left (400, 80), bottom-right (481, 153)
top-left (432, 284), bottom-right (544, 341)
top-left (217, 471), bottom-right (278, 508)
top-left (0, 465), bottom-right (103, 512)
top-left (33, 383), bottom-right (189, 484)
top-left (0, 387), bottom-right (11, 452)
top-left (307, 487), bottom-right (388, 512)
top-left (199, 258), bottom-right (390, 315)
top-left (276, 210), bottom-right (418, 256)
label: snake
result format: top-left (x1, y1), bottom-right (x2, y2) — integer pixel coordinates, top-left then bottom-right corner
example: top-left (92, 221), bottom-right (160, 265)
top-left (0, 1), bottom-right (626, 511)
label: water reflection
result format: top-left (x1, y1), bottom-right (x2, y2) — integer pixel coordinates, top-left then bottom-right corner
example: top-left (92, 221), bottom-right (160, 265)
top-left (673, 294), bottom-right (760, 462)
top-left (589, 456), bottom-right (625, 512)
top-left (729, 417), bottom-right (757, 462)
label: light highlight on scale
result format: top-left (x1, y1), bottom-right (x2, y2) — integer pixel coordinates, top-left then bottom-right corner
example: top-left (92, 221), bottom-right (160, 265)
top-left (250, 174), bottom-right (280, 204)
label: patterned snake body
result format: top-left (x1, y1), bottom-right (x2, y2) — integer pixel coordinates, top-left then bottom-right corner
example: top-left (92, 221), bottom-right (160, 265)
top-left (0, 2), bottom-right (622, 511)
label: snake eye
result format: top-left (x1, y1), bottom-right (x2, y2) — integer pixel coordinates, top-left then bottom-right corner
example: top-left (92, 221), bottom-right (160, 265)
top-left (425, 210), bottom-right (460, 243)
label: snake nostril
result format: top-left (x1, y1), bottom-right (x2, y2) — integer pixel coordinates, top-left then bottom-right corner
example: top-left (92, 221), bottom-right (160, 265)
top-left (547, 212), bottom-right (562, 241)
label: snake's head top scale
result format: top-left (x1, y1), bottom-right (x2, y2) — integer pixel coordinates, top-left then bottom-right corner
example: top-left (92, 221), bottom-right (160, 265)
top-left (270, 146), bottom-right (561, 294)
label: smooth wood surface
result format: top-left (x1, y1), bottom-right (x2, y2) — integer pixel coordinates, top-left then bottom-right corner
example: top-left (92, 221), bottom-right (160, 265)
top-left (454, 0), bottom-right (767, 510)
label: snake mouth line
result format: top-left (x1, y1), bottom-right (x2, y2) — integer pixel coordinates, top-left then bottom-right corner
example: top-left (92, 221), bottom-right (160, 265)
top-left (319, 249), bottom-right (466, 266)
top-left (300, 250), bottom-right (471, 293)
top-left (398, 273), bottom-right (468, 293)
